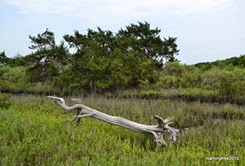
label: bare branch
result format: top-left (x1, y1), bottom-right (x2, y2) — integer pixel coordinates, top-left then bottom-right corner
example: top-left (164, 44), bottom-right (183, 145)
top-left (48, 96), bottom-right (179, 146)
top-left (71, 98), bottom-right (82, 103)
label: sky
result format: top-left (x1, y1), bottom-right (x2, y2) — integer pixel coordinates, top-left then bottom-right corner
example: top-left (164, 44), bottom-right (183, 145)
top-left (0, 0), bottom-right (245, 64)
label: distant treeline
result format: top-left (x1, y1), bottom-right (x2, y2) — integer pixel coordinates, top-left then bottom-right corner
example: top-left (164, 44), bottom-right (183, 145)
top-left (194, 56), bottom-right (245, 69)
top-left (0, 22), bottom-right (244, 104)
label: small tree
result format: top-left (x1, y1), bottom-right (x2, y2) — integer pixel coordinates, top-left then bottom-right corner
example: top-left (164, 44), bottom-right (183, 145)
top-left (27, 29), bottom-right (70, 82)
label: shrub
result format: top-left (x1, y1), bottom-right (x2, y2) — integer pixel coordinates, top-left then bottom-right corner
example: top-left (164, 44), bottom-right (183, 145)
top-left (0, 93), bottom-right (11, 109)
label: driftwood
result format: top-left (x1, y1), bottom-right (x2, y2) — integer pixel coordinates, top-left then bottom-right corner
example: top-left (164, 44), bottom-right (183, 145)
top-left (47, 96), bottom-right (179, 145)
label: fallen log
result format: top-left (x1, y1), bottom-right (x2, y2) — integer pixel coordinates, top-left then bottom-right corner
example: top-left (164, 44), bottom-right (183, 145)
top-left (47, 96), bottom-right (179, 145)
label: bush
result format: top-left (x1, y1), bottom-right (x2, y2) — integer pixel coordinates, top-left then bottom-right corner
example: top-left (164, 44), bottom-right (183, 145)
top-left (0, 93), bottom-right (11, 109)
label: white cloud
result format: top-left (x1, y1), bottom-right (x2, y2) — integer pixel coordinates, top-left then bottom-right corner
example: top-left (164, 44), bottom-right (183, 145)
top-left (4, 0), bottom-right (232, 15)
top-left (5, 0), bottom-right (82, 13)
top-left (2, 0), bottom-right (233, 26)
top-left (167, 0), bottom-right (232, 14)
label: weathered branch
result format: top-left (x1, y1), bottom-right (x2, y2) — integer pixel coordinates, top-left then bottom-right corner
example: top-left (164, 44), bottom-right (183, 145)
top-left (47, 96), bottom-right (179, 145)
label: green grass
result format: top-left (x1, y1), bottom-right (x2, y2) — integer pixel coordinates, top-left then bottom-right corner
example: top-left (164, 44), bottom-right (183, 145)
top-left (0, 95), bottom-right (244, 165)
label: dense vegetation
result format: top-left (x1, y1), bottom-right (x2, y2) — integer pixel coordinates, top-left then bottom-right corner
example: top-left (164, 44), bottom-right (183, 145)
top-left (0, 21), bottom-right (244, 105)
top-left (0, 22), bottom-right (178, 93)
top-left (0, 95), bottom-right (244, 165)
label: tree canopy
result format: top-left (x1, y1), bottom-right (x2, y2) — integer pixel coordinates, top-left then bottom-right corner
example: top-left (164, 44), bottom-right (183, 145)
top-left (24, 22), bottom-right (179, 91)
top-left (1, 22), bottom-right (180, 92)
top-left (27, 29), bottom-right (70, 82)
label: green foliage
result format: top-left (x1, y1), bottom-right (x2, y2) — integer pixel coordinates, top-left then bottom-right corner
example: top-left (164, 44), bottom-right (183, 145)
top-left (0, 93), bottom-right (11, 109)
top-left (60, 22), bottom-right (171, 91)
top-left (0, 66), bottom-right (28, 92)
top-left (146, 61), bottom-right (245, 104)
top-left (116, 22), bottom-right (179, 64)
top-left (0, 22), bottom-right (244, 103)
top-left (27, 29), bottom-right (70, 82)
top-left (0, 66), bottom-right (60, 94)
top-left (162, 37), bottom-right (179, 62)
top-left (156, 62), bottom-right (202, 89)
top-left (0, 51), bottom-right (10, 66)
top-left (0, 95), bottom-right (244, 165)
top-left (217, 68), bottom-right (245, 97)
top-left (8, 54), bottom-right (28, 67)
top-left (195, 55), bottom-right (245, 69)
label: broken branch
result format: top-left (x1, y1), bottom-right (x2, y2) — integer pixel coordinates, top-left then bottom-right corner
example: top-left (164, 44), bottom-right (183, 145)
top-left (47, 96), bottom-right (179, 145)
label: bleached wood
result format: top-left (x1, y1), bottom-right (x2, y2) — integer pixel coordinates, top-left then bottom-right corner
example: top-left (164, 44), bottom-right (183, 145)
top-left (47, 96), bottom-right (179, 145)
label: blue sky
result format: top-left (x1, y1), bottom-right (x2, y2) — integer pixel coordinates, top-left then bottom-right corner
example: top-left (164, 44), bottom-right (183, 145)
top-left (0, 0), bottom-right (244, 64)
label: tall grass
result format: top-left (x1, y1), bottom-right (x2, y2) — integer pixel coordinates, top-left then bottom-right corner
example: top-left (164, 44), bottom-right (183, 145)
top-left (1, 95), bottom-right (244, 165)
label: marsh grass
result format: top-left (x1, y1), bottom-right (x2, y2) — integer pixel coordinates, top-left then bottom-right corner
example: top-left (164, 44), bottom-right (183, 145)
top-left (0, 95), bottom-right (244, 165)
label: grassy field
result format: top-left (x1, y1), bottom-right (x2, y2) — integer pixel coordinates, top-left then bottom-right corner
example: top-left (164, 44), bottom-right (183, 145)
top-left (0, 95), bottom-right (244, 165)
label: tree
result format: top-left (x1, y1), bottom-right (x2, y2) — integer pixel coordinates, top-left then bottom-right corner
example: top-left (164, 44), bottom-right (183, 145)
top-left (63, 28), bottom-right (115, 91)
top-left (27, 29), bottom-right (70, 82)
top-left (162, 37), bottom-right (179, 62)
top-left (64, 28), bottom-right (114, 57)
top-left (61, 22), bottom-right (179, 91)
top-left (116, 22), bottom-right (179, 65)
top-left (0, 51), bottom-right (10, 66)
